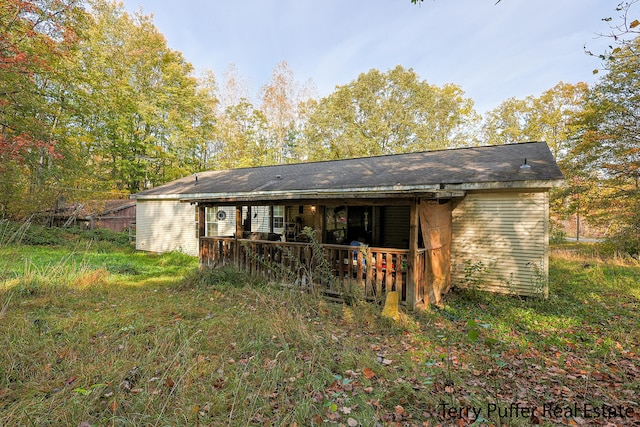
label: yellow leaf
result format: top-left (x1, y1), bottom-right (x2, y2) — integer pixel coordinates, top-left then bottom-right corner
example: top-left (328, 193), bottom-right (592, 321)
top-left (630, 19), bottom-right (639, 29)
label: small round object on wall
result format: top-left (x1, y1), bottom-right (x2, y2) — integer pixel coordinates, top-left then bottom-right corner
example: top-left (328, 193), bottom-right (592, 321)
top-left (217, 210), bottom-right (227, 221)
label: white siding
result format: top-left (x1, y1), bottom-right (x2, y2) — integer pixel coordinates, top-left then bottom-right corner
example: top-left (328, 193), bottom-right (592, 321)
top-left (451, 191), bottom-right (549, 296)
top-left (242, 206), bottom-right (283, 234)
top-left (136, 200), bottom-right (199, 256)
top-left (204, 206), bottom-right (284, 237)
top-left (212, 206), bottom-right (237, 236)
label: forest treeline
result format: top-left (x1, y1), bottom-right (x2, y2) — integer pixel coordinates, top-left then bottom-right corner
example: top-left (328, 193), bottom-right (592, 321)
top-left (1, 0), bottom-right (639, 254)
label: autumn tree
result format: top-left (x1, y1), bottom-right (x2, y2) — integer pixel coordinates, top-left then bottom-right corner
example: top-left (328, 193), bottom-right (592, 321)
top-left (566, 35), bottom-right (640, 254)
top-left (481, 82), bottom-right (589, 158)
top-left (217, 63), bottom-right (252, 112)
top-left (190, 70), bottom-right (219, 171)
top-left (260, 60), bottom-right (315, 163)
top-left (588, 0), bottom-right (639, 69)
top-left (0, 0), bottom-right (84, 218)
top-left (208, 65), bottom-right (273, 169)
top-left (69, 0), bottom-right (210, 192)
top-left (300, 65), bottom-right (478, 161)
top-left (214, 99), bottom-right (271, 169)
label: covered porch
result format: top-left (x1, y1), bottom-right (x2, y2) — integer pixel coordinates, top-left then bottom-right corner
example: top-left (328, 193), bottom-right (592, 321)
top-left (194, 197), bottom-right (461, 309)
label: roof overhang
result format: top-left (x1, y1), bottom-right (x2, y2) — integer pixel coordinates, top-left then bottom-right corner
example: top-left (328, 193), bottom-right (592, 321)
top-left (132, 179), bottom-right (562, 204)
top-left (182, 190), bottom-right (466, 204)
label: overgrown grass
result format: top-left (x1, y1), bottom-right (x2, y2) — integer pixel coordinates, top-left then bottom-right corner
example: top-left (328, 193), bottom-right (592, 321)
top-left (0, 234), bottom-right (638, 426)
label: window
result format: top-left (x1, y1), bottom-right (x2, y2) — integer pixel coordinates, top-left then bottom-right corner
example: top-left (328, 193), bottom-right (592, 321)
top-left (273, 206), bottom-right (284, 229)
top-left (205, 207), bottom-right (219, 237)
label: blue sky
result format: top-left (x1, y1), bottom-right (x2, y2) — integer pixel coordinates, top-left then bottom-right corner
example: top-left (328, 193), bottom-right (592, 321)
top-left (122, 0), bottom-right (617, 114)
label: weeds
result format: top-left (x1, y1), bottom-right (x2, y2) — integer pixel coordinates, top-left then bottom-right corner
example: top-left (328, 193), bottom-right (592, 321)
top-left (0, 218), bottom-right (31, 247)
top-left (238, 226), bottom-right (366, 305)
top-left (460, 260), bottom-right (490, 296)
top-left (526, 260), bottom-right (548, 298)
top-left (1, 234), bottom-right (638, 426)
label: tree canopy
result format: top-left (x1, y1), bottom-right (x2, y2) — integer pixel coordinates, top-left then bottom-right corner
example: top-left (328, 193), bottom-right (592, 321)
top-left (299, 66), bottom-right (478, 161)
top-left (2, 0), bottom-right (639, 257)
top-left (564, 36), bottom-right (640, 253)
top-left (481, 82), bottom-right (589, 158)
top-left (0, 0), bottom-right (84, 216)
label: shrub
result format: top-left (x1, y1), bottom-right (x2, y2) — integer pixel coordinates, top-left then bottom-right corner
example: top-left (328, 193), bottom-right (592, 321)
top-left (1, 220), bottom-right (131, 248)
top-left (549, 220), bottom-right (567, 244)
top-left (73, 227), bottom-right (130, 246)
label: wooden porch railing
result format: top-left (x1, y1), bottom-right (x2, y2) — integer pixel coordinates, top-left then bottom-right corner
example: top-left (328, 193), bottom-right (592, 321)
top-left (200, 237), bottom-right (427, 305)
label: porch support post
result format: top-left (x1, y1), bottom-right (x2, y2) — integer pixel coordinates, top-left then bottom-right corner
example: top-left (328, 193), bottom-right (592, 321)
top-left (269, 206), bottom-right (274, 233)
top-left (314, 205), bottom-right (325, 243)
top-left (198, 204), bottom-right (206, 267)
top-left (407, 199), bottom-right (420, 311)
top-left (235, 205), bottom-right (242, 267)
top-left (245, 206), bottom-right (252, 231)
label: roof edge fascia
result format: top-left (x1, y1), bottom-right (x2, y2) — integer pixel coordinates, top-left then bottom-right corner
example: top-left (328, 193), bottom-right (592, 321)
top-left (133, 179), bottom-right (564, 202)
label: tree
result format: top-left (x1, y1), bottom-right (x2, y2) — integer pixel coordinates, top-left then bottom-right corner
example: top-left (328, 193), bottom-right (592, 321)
top-left (587, 0), bottom-right (639, 72)
top-left (217, 63), bottom-right (252, 112)
top-left (214, 99), bottom-right (271, 169)
top-left (481, 82), bottom-right (589, 158)
top-left (567, 35), bottom-right (640, 254)
top-left (190, 70), bottom-right (219, 171)
top-left (481, 98), bottom-right (530, 146)
top-left (69, 0), bottom-right (207, 192)
top-left (300, 65), bottom-right (478, 161)
top-left (0, 0), bottom-right (83, 218)
top-left (260, 60), bottom-right (315, 163)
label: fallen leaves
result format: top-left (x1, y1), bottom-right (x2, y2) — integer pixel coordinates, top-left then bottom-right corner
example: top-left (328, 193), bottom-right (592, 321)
top-left (363, 367), bottom-right (376, 379)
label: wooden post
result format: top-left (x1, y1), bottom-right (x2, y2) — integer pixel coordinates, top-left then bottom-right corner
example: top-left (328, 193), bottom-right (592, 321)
top-left (198, 204), bottom-right (206, 267)
top-left (246, 206), bottom-right (252, 232)
top-left (407, 199), bottom-right (420, 310)
top-left (269, 205), bottom-right (275, 233)
top-left (314, 205), bottom-right (325, 243)
top-left (235, 205), bottom-right (242, 267)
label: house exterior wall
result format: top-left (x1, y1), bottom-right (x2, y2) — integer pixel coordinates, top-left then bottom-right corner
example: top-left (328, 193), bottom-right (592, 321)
top-left (136, 200), bottom-right (199, 256)
top-left (451, 191), bottom-right (549, 296)
top-left (209, 206), bottom-right (237, 236)
top-left (242, 206), bottom-right (284, 235)
top-left (136, 202), bottom-right (286, 257)
top-left (207, 206), bottom-right (284, 236)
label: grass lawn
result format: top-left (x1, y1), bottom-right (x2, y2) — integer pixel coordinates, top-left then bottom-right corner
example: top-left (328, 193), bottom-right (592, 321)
top-left (0, 230), bottom-right (639, 426)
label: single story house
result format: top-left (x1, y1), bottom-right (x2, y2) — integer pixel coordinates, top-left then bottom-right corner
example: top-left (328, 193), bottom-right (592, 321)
top-left (132, 142), bottom-right (564, 308)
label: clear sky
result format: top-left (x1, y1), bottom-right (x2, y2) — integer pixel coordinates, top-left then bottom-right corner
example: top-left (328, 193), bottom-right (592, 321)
top-left (121, 0), bottom-right (617, 114)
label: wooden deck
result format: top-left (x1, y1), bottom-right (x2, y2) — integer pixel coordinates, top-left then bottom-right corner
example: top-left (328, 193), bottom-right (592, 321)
top-left (200, 237), bottom-right (426, 305)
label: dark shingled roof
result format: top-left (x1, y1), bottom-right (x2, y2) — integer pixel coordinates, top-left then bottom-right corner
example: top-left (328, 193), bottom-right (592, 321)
top-left (133, 142), bottom-right (563, 201)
